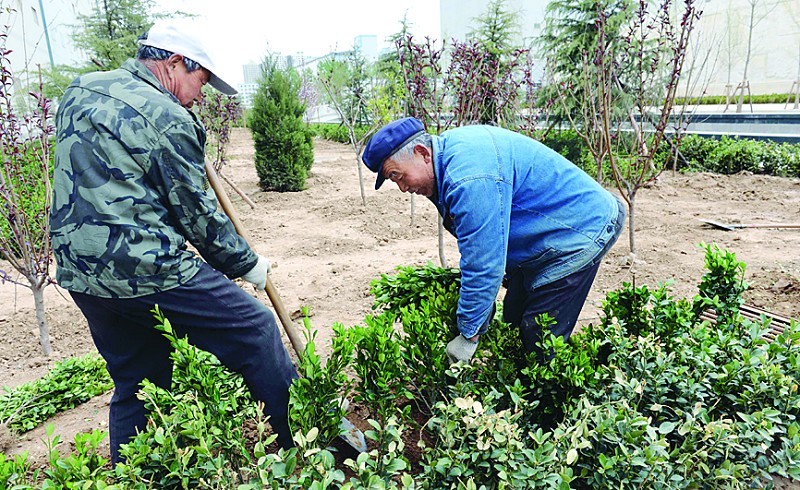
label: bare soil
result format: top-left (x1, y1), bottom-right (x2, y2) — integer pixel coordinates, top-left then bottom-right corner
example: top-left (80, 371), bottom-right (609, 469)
top-left (2, 129), bottom-right (800, 477)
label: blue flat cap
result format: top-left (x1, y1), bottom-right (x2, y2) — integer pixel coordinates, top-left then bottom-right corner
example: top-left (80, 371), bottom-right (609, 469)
top-left (362, 117), bottom-right (425, 190)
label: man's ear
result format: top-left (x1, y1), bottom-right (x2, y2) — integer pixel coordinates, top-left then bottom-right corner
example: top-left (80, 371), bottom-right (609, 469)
top-left (414, 143), bottom-right (431, 159)
top-left (167, 53), bottom-right (184, 70)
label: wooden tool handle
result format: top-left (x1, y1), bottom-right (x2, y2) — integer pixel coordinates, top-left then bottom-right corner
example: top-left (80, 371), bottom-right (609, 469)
top-left (744, 224), bottom-right (800, 229)
top-left (205, 161), bottom-right (307, 358)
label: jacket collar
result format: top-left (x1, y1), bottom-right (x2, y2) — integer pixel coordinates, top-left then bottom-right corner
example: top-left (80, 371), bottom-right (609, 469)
top-left (428, 134), bottom-right (443, 207)
top-left (121, 58), bottom-right (182, 106)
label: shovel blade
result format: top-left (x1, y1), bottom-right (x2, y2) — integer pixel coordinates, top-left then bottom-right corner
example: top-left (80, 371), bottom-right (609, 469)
top-left (339, 416), bottom-right (368, 453)
top-left (699, 219), bottom-right (736, 231)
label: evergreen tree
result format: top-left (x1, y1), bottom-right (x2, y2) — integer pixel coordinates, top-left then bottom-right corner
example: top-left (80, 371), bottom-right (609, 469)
top-left (537, 0), bottom-right (633, 123)
top-left (377, 16), bottom-right (413, 111)
top-left (249, 59), bottom-right (314, 192)
top-left (72, 0), bottom-right (156, 71)
top-left (343, 50), bottom-right (371, 127)
top-left (468, 0), bottom-right (522, 56)
top-left (465, 0), bottom-right (525, 124)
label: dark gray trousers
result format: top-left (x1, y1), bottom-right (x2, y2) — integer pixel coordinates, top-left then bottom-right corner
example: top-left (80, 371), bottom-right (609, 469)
top-left (70, 263), bottom-right (297, 462)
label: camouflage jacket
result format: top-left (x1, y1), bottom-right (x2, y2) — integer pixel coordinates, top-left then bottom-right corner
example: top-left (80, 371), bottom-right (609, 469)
top-left (50, 59), bottom-right (257, 298)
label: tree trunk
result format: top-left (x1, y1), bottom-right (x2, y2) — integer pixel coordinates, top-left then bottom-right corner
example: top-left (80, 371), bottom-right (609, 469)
top-left (737, 1), bottom-right (756, 113)
top-left (355, 157), bottom-right (366, 206)
top-left (627, 193), bottom-right (636, 257)
top-left (410, 194), bottom-right (416, 227)
top-left (596, 157), bottom-right (603, 184)
top-left (438, 216), bottom-right (447, 267)
top-left (32, 283), bottom-right (51, 356)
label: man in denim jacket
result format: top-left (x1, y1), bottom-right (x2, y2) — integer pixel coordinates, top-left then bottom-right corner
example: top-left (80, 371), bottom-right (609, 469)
top-left (362, 117), bottom-right (626, 362)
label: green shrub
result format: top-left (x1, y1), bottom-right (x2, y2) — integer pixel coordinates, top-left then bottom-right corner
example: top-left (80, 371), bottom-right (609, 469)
top-left (525, 130), bottom-right (800, 181)
top-left (420, 393), bottom-right (572, 489)
top-left (0, 452), bottom-right (31, 490)
top-left (672, 134), bottom-right (719, 171)
top-left (249, 61), bottom-right (314, 191)
top-left (693, 242), bottom-right (748, 324)
top-left (289, 314), bottom-right (355, 450)
top-left (6, 248), bottom-right (800, 488)
top-left (370, 263), bottom-right (461, 326)
top-left (675, 93), bottom-right (794, 105)
top-left (116, 307), bottom-right (260, 487)
top-left (676, 135), bottom-right (800, 177)
top-left (0, 354), bottom-right (112, 433)
top-left (347, 313), bottom-right (413, 425)
top-left (540, 129), bottom-right (586, 166)
top-left (309, 123), bottom-right (369, 144)
top-left (41, 425), bottom-right (110, 488)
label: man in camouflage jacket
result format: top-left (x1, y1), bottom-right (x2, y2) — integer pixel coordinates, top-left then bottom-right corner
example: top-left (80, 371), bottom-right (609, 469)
top-left (50, 19), bottom-right (297, 462)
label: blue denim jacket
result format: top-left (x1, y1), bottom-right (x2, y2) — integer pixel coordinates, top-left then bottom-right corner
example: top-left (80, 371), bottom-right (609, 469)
top-left (429, 125), bottom-right (622, 337)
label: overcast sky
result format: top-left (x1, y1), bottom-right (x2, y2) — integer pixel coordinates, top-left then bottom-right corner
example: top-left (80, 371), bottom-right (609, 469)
top-left (154, 0), bottom-right (442, 85)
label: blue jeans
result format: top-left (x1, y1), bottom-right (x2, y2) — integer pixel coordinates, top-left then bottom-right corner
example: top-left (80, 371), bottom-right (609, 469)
top-left (503, 198), bottom-right (626, 358)
top-left (70, 263), bottom-right (298, 462)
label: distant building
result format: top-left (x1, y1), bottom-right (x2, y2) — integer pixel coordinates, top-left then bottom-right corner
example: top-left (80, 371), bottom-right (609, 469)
top-left (236, 82), bottom-right (260, 109)
top-left (242, 63), bottom-right (263, 84)
top-left (439, 0), bottom-right (800, 96)
top-left (690, 0), bottom-right (800, 96)
top-left (440, 0), bottom-right (547, 48)
top-left (354, 35), bottom-right (378, 62)
top-left (238, 34), bottom-right (381, 114)
top-left (5, 0), bottom-right (94, 96)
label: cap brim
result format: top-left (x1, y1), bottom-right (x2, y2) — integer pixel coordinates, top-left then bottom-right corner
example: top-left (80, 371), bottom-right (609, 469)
top-left (374, 168), bottom-right (386, 190)
top-left (209, 73), bottom-right (237, 95)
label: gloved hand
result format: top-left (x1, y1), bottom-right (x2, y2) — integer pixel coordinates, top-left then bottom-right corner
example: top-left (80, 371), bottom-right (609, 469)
top-left (241, 254), bottom-right (272, 290)
top-left (446, 334), bottom-right (479, 363)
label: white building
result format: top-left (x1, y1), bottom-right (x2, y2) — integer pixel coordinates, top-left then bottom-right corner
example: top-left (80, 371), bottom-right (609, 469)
top-left (690, 0), bottom-right (800, 95)
top-left (4, 0), bottom-right (94, 92)
top-left (354, 35), bottom-right (378, 62)
top-left (439, 0), bottom-right (547, 48)
top-left (439, 0), bottom-right (800, 96)
top-left (236, 82), bottom-right (259, 109)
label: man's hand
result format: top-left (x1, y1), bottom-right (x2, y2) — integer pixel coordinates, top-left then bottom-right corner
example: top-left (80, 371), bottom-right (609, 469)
top-left (241, 255), bottom-right (272, 290)
top-left (446, 334), bottom-right (479, 363)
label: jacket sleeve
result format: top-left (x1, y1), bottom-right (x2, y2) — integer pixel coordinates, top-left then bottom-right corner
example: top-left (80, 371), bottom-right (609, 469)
top-left (446, 176), bottom-right (512, 337)
top-left (150, 122), bottom-right (257, 278)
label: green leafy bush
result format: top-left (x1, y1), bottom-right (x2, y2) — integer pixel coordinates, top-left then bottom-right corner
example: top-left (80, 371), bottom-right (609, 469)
top-left (5, 247), bottom-right (800, 488)
top-left (309, 123), bottom-right (370, 144)
top-left (289, 313), bottom-right (356, 450)
top-left (420, 394), bottom-right (572, 489)
top-left (347, 314), bottom-right (413, 426)
top-left (677, 135), bottom-right (800, 177)
top-left (116, 307), bottom-right (259, 487)
top-left (0, 354), bottom-right (112, 433)
top-left (370, 263), bottom-right (461, 326)
top-left (540, 129), bottom-right (585, 166)
top-left (249, 61), bottom-right (314, 191)
top-left (41, 425), bottom-right (110, 488)
top-left (693, 242), bottom-right (748, 324)
top-left (523, 130), bottom-right (800, 180)
top-left (0, 452), bottom-right (31, 490)
top-left (675, 93), bottom-right (795, 105)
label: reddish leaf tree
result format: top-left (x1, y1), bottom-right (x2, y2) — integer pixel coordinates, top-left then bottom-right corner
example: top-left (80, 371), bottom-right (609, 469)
top-left (0, 28), bottom-right (56, 355)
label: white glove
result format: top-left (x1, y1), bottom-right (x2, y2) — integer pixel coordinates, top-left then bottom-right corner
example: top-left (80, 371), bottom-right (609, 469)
top-left (241, 255), bottom-right (272, 290)
top-left (446, 334), bottom-right (479, 363)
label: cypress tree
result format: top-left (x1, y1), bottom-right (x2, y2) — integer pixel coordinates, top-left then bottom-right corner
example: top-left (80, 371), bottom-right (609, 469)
top-left (249, 60), bottom-right (314, 192)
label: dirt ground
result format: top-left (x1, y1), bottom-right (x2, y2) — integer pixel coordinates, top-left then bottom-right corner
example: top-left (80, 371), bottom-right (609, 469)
top-left (2, 128), bottom-right (800, 474)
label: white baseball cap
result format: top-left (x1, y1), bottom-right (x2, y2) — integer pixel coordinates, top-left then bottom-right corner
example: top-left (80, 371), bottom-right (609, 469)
top-left (138, 18), bottom-right (237, 95)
